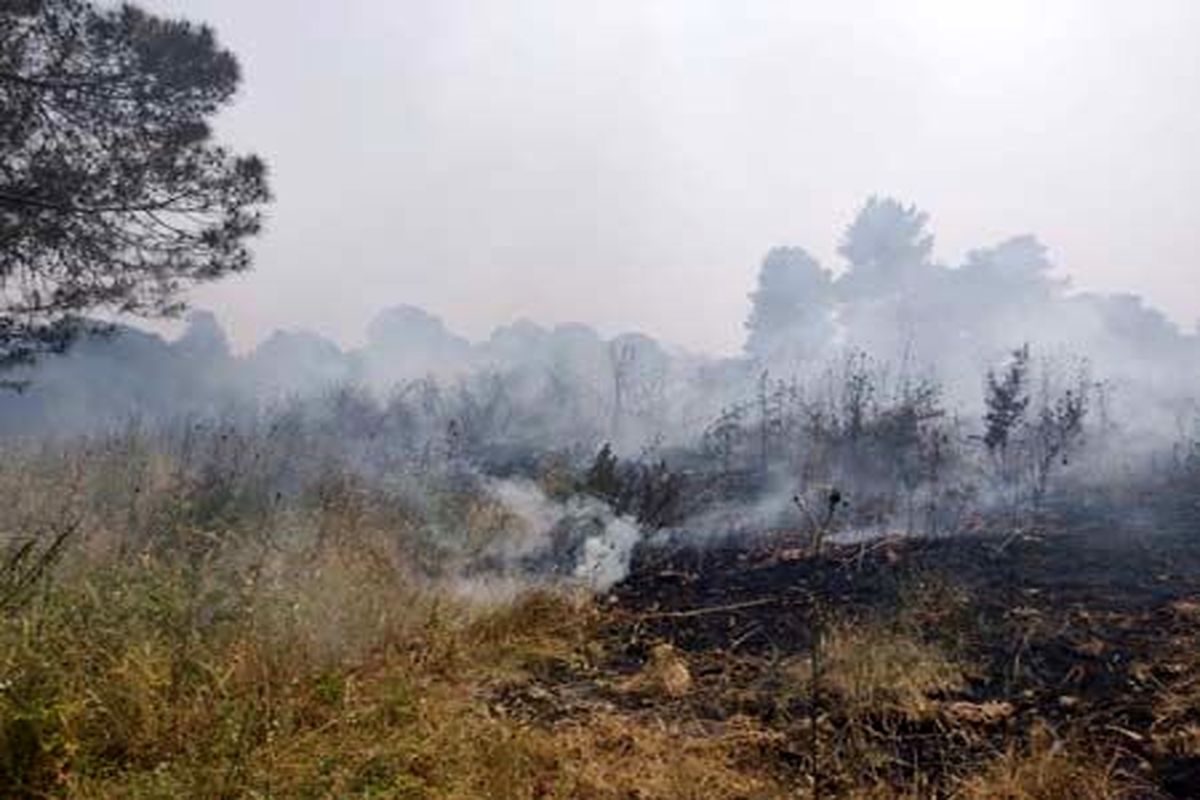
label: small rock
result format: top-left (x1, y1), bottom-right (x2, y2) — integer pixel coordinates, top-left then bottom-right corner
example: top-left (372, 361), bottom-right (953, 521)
top-left (649, 643), bottom-right (693, 698)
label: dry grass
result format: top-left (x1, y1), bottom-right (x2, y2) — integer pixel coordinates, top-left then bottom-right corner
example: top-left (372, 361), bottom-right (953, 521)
top-left (956, 724), bottom-right (1135, 799)
top-left (786, 620), bottom-right (968, 721)
top-left (0, 538), bottom-right (1151, 799)
top-left (0, 433), bottom-right (1180, 797)
top-left (1, 543), bottom-right (789, 798)
top-left (2, 547), bottom-right (567, 797)
top-left (543, 712), bottom-right (787, 799)
top-left (0, 433), bottom-right (785, 798)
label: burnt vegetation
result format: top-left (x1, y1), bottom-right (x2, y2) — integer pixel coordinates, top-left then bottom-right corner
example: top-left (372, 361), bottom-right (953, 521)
top-left (2, 296), bottom-right (1198, 797)
top-left (4, 2), bottom-right (1200, 798)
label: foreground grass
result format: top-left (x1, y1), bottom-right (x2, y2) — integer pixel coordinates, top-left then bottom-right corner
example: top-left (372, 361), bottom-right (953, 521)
top-left (1, 541), bottom-right (792, 799)
top-left (3, 542), bottom-right (1160, 798)
top-left (0, 434), bottom-right (789, 798)
top-left (0, 435), bottom-right (1178, 798)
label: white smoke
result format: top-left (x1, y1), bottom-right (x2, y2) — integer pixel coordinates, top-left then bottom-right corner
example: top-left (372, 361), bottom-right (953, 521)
top-left (486, 478), bottom-right (564, 562)
top-left (573, 514), bottom-right (641, 591)
top-left (486, 478), bottom-right (643, 592)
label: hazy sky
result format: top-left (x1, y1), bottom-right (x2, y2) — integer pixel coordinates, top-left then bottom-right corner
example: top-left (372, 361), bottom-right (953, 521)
top-left (140, 0), bottom-right (1200, 355)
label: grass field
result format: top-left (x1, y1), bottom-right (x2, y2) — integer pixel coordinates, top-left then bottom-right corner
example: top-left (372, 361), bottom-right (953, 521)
top-left (2, 434), bottom-right (1199, 798)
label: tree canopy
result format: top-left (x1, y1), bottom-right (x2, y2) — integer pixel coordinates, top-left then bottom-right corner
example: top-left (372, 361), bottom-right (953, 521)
top-left (0, 0), bottom-right (270, 370)
top-left (837, 196), bottom-right (934, 296)
top-left (744, 246), bottom-right (834, 362)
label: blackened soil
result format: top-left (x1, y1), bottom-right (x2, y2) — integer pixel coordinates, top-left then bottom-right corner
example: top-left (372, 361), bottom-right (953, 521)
top-left (594, 523), bottom-right (1200, 797)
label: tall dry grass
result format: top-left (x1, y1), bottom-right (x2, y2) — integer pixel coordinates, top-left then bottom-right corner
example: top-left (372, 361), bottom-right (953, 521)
top-left (0, 427), bottom-right (1156, 798)
top-left (0, 429), bottom-right (787, 798)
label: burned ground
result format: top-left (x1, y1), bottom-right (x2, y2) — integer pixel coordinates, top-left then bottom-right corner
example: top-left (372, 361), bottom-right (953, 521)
top-left (5, 423), bottom-right (1200, 797)
top-left (487, 518), bottom-right (1200, 797)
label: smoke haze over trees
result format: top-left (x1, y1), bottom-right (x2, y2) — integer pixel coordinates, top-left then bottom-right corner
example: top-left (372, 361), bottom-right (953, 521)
top-left (0, 0), bottom-right (1192, 546)
top-left (8, 5), bottom-right (1200, 797)
top-left (4, 196), bottom-right (1195, 455)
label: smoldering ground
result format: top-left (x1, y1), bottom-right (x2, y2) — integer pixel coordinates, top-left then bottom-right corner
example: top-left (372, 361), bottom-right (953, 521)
top-left (2, 198), bottom-right (1199, 592)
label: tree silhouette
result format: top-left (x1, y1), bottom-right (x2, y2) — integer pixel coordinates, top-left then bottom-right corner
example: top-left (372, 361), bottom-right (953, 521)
top-left (837, 196), bottom-right (934, 298)
top-left (0, 0), bottom-right (270, 371)
top-left (984, 345), bottom-right (1031, 455)
top-left (744, 246), bottom-right (834, 363)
